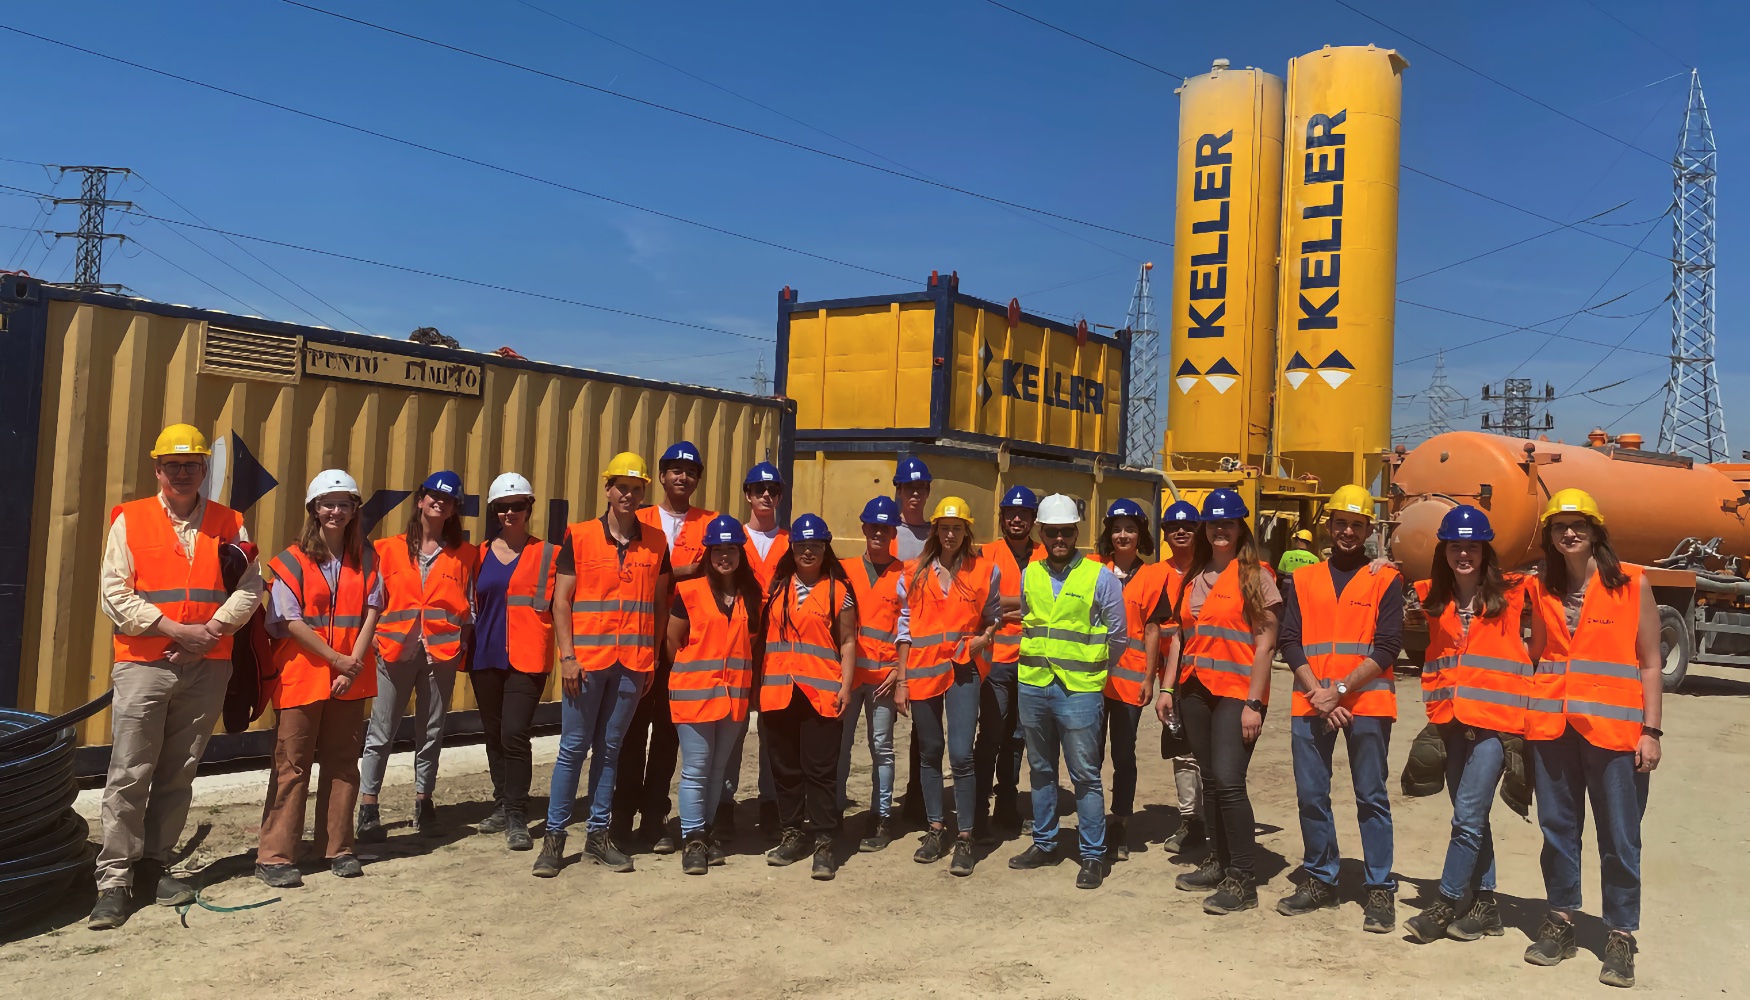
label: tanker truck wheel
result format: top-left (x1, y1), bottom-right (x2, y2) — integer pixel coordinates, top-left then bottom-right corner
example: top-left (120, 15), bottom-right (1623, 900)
top-left (1657, 605), bottom-right (1691, 692)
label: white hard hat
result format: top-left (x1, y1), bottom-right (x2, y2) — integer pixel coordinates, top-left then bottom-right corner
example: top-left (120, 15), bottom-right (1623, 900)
top-left (1036, 494), bottom-right (1081, 526)
top-left (488, 472), bottom-right (535, 505)
top-left (306, 469), bottom-right (360, 505)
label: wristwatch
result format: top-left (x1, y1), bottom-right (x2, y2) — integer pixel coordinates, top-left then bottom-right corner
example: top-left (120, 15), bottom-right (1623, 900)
top-left (1335, 682), bottom-right (1349, 696)
top-left (1245, 699), bottom-right (1265, 713)
top-left (1642, 726), bottom-right (1663, 739)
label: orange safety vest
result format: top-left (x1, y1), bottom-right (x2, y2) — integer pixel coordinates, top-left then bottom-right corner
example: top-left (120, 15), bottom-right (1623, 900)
top-left (1526, 566), bottom-right (1647, 751)
top-left (1414, 578), bottom-right (1532, 733)
top-left (566, 518), bottom-right (666, 672)
top-left (762, 576), bottom-right (846, 716)
top-left (1101, 557), bottom-right (1172, 706)
top-left (1178, 560), bottom-right (1273, 703)
top-left (268, 544), bottom-right (381, 708)
top-left (848, 555), bottom-right (905, 687)
top-left (669, 577), bottom-right (754, 724)
top-left (375, 536), bottom-right (477, 665)
top-left (1290, 561), bottom-right (1401, 718)
top-left (744, 529), bottom-right (790, 596)
top-left (111, 497), bottom-right (244, 663)
top-left (903, 553), bottom-right (995, 701)
top-left (990, 540), bottom-right (1045, 666)
top-left (480, 536), bottom-right (559, 674)
top-left (637, 504), bottom-right (717, 576)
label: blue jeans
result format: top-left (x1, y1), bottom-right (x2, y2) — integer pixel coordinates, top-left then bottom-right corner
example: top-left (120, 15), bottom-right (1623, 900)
top-left (837, 682), bottom-right (898, 817)
top-left (1439, 725), bottom-right (1504, 899)
top-left (544, 664), bottom-right (643, 834)
top-left (1290, 714), bottom-right (1396, 890)
top-left (1531, 725), bottom-right (1650, 932)
top-left (912, 663), bottom-right (982, 827)
top-left (676, 718), bottom-right (742, 839)
top-left (721, 712), bottom-right (775, 806)
top-left (1019, 679), bottom-right (1105, 860)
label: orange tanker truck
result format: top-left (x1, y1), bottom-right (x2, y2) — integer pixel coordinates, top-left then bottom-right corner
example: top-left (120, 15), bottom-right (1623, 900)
top-left (1385, 429), bottom-right (1750, 691)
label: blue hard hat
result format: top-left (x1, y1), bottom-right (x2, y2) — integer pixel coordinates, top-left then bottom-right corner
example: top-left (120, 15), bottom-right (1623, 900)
top-left (421, 470), bottom-right (462, 498)
top-left (791, 513), bottom-right (832, 542)
top-left (892, 457), bottom-right (932, 485)
top-left (1437, 504), bottom-right (1495, 542)
top-left (861, 496), bottom-right (900, 526)
top-left (1105, 498), bottom-right (1146, 521)
top-left (1201, 488), bottom-right (1249, 521)
top-left (744, 461), bottom-right (785, 486)
top-left (702, 514), bottom-right (747, 547)
top-left (1162, 500), bottom-right (1200, 524)
top-left (1000, 485), bottom-right (1039, 510)
top-left (660, 441), bottom-right (703, 468)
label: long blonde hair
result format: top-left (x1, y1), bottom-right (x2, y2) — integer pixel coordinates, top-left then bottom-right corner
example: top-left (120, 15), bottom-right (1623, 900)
top-left (909, 522), bottom-right (984, 597)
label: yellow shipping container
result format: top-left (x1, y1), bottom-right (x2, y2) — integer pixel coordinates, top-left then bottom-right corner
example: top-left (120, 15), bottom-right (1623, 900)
top-left (778, 273), bottom-right (1128, 460)
top-left (0, 277), bottom-right (789, 757)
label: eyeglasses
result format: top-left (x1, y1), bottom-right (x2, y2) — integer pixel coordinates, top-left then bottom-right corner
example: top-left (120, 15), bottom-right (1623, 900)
top-left (159, 461), bottom-right (205, 477)
top-left (494, 500), bottom-right (532, 515)
top-left (747, 483), bottom-right (784, 497)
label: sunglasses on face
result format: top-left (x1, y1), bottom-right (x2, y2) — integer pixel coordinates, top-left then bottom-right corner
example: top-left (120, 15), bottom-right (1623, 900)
top-left (747, 484), bottom-right (784, 497)
top-left (494, 500), bottom-right (532, 515)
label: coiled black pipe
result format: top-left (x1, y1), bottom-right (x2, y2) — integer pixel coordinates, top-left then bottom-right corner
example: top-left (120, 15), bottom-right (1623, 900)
top-left (0, 692), bottom-right (113, 933)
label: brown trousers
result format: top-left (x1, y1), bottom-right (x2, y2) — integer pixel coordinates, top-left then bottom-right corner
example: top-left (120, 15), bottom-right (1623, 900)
top-left (257, 698), bottom-right (368, 865)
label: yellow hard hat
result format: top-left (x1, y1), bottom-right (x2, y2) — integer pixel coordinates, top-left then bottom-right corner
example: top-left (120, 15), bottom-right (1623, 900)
top-left (931, 495), bottom-right (974, 525)
top-left (600, 451), bottom-right (651, 482)
top-left (1325, 484), bottom-right (1375, 520)
top-left (150, 423), bottom-right (211, 458)
top-left (1294, 529), bottom-right (1314, 543)
top-left (1541, 488), bottom-right (1604, 526)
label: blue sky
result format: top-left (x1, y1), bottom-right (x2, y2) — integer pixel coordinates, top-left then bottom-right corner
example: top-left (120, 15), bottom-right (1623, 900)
top-left (2, 0), bottom-right (1739, 449)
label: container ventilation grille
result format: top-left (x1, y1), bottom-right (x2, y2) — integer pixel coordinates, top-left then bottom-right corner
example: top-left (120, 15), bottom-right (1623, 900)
top-left (198, 325), bottom-right (302, 383)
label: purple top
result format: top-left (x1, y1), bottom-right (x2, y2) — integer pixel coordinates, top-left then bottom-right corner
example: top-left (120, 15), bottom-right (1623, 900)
top-left (470, 545), bottom-right (519, 671)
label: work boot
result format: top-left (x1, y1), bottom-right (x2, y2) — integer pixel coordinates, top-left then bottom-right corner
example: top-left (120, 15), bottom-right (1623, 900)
top-left (681, 836), bottom-right (710, 876)
top-left (1164, 816), bottom-right (1205, 853)
top-left (1175, 856), bottom-right (1223, 892)
top-left (330, 854), bottom-right (364, 878)
top-left (1276, 878), bottom-right (1339, 917)
top-left (531, 831), bottom-right (567, 878)
top-left (767, 828), bottom-right (812, 867)
top-left (913, 827), bottom-right (948, 864)
top-left (1076, 858), bottom-right (1104, 890)
top-left (949, 837), bottom-right (976, 877)
top-left (1108, 816), bottom-right (1130, 862)
top-left (255, 862), bottom-right (304, 889)
top-left (477, 804), bottom-right (508, 834)
top-left (1363, 889), bottom-right (1397, 934)
top-left (758, 801), bottom-right (781, 839)
top-left (1404, 895), bottom-right (1462, 943)
top-left (639, 815), bottom-right (671, 853)
top-left (714, 800), bottom-right (738, 840)
top-left (706, 825), bottom-right (727, 866)
top-left (356, 803), bottom-right (387, 843)
top-left (1008, 844), bottom-right (1059, 870)
top-left (971, 809), bottom-right (997, 846)
top-left (1524, 913), bottom-right (1579, 966)
top-left (414, 798), bottom-right (441, 836)
top-left (87, 887), bottom-right (131, 930)
top-left (810, 835), bottom-right (838, 881)
top-left (1599, 930), bottom-right (1637, 988)
top-left (1202, 869), bottom-right (1258, 915)
top-left (859, 815), bottom-right (897, 853)
top-left (1447, 890), bottom-right (1504, 940)
top-left (585, 830), bottom-right (635, 872)
top-left (133, 859), bottom-right (195, 908)
top-left (505, 811), bottom-right (534, 852)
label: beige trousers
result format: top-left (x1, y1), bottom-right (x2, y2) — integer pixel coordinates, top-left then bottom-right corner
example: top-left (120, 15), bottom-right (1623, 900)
top-left (94, 658), bottom-right (231, 890)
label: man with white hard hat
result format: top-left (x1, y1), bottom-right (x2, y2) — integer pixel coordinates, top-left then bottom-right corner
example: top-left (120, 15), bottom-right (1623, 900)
top-left (1007, 494), bottom-right (1127, 890)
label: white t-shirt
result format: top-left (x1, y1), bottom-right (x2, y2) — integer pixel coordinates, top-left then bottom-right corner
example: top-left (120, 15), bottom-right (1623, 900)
top-left (657, 506), bottom-right (685, 549)
top-left (747, 524), bottom-right (781, 559)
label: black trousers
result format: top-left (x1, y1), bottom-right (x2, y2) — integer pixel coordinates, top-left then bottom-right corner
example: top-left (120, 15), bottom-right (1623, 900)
top-left (613, 658), bottom-right (680, 830)
top-left (1178, 675), bottom-right (1263, 875)
top-left (1100, 697), bottom-right (1145, 817)
top-left (766, 692), bottom-right (845, 835)
top-left (470, 668), bottom-right (547, 815)
top-left (973, 665), bottom-right (1025, 813)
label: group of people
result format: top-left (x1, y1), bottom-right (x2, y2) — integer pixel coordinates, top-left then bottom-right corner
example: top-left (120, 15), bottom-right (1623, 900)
top-left (85, 422), bottom-right (1663, 988)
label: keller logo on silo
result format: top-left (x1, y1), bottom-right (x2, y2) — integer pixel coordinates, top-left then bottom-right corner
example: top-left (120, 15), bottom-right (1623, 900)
top-left (979, 340), bottom-right (1107, 413)
top-left (1295, 110), bottom-right (1344, 334)
top-left (1186, 131), bottom-right (1233, 341)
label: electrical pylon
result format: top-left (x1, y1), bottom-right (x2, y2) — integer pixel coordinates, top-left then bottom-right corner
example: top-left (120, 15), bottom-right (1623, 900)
top-left (1659, 70), bottom-right (1726, 461)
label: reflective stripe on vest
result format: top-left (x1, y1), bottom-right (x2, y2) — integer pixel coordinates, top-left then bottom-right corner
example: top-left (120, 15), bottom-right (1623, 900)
top-left (112, 497), bottom-right (241, 664)
top-left (903, 555), bottom-right (994, 701)
top-left (567, 519), bottom-right (665, 672)
top-left (762, 576), bottom-right (844, 716)
top-left (848, 556), bottom-right (903, 686)
top-left (1178, 561), bottom-right (1268, 702)
top-left (1102, 557), bottom-right (1170, 706)
top-left (989, 540), bottom-right (1044, 665)
top-left (374, 536), bottom-right (475, 663)
top-left (488, 537), bottom-right (557, 674)
top-left (269, 544), bottom-right (379, 709)
top-left (1018, 558), bottom-right (1108, 693)
top-left (669, 577), bottom-right (753, 723)
top-left (1526, 566), bottom-right (1646, 751)
top-left (1291, 560), bottom-right (1399, 718)
top-left (1414, 578), bottom-right (1532, 733)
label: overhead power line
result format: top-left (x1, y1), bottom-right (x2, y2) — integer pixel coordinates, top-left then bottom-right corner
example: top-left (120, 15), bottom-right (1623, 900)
top-left (272, 2), bottom-right (1171, 246)
top-left (1575, 0), bottom-right (1689, 69)
top-left (1395, 294), bottom-right (1669, 366)
top-left (979, 0), bottom-right (1184, 80)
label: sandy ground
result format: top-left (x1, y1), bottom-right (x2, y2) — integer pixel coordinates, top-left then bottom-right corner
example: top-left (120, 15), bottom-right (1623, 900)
top-left (6, 662), bottom-right (1748, 999)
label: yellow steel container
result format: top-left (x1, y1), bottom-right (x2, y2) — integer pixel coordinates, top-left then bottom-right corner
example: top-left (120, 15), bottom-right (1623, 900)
top-left (0, 278), bottom-right (788, 751)
top-left (779, 274), bottom-right (1128, 460)
top-left (1275, 44), bottom-right (1407, 490)
top-left (1168, 60), bottom-right (1284, 471)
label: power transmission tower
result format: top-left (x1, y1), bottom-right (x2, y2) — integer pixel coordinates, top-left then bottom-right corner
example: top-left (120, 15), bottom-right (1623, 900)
top-left (1659, 70), bottom-right (1726, 462)
top-left (1481, 378), bottom-right (1554, 438)
top-left (1122, 261), bottom-right (1159, 467)
top-left (51, 166), bottom-right (132, 292)
top-left (1424, 350), bottom-right (1467, 436)
top-left (748, 355), bottom-right (771, 395)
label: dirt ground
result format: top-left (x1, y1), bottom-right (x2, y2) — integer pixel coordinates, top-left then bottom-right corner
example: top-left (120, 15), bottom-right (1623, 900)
top-left (6, 662), bottom-right (1748, 999)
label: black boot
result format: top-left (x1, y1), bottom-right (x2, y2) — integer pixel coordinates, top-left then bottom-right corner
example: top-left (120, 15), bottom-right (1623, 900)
top-left (912, 827), bottom-right (948, 864)
top-left (1174, 855), bottom-right (1223, 892)
top-left (1008, 844), bottom-right (1060, 870)
top-left (132, 859), bottom-right (194, 908)
top-left (504, 810), bottom-right (533, 852)
top-left (1276, 877), bottom-right (1339, 916)
top-left (810, 835), bottom-right (838, 881)
top-left (1164, 816), bottom-right (1205, 853)
top-left (1447, 890), bottom-right (1504, 940)
top-left (1405, 895), bottom-right (1463, 943)
top-left (414, 798), bottom-right (441, 836)
top-left (87, 887), bottom-right (131, 930)
top-left (356, 802), bottom-right (387, 843)
top-left (859, 815), bottom-right (897, 853)
top-left (1599, 930), bottom-right (1636, 988)
top-left (585, 830), bottom-right (635, 872)
top-left (681, 836), bottom-right (711, 876)
top-left (1202, 869), bottom-right (1258, 915)
top-left (1076, 858), bottom-right (1104, 890)
top-left (531, 831), bottom-right (567, 878)
top-left (767, 828), bottom-right (812, 867)
top-left (949, 837), bottom-right (976, 877)
top-left (1524, 913), bottom-right (1578, 966)
top-left (1363, 888), bottom-right (1396, 934)
top-left (1108, 816), bottom-right (1130, 862)
top-left (477, 804), bottom-right (508, 834)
